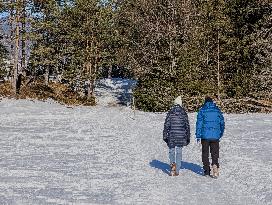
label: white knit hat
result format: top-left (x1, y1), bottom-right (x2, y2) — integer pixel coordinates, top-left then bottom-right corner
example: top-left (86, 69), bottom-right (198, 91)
top-left (174, 96), bottom-right (182, 106)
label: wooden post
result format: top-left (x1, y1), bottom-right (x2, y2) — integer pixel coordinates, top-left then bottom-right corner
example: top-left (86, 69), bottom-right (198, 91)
top-left (44, 67), bottom-right (49, 86)
top-left (132, 96), bottom-right (136, 119)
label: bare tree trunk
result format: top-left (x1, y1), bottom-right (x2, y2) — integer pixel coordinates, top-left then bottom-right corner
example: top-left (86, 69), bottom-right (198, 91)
top-left (217, 30), bottom-right (220, 100)
top-left (206, 38), bottom-right (209, 66)
top-left (9, 0), bottom-right (15, 85)
top-left (86, 62), bottom-right (92, 98)
top-left (91, 56), bottom-right (98, 98)
top-left (13, 1), bottom-right (20, 95)
top-left (21, 0), bottom-right (27, 76)
top-left (168, 2), bottom-right (175, 75)
top-left (85, 21), bottom-right (94, 99)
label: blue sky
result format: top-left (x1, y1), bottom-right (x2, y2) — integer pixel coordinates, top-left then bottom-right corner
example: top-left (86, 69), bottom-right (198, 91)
top-left (0, 12), bottom-right (9, 18)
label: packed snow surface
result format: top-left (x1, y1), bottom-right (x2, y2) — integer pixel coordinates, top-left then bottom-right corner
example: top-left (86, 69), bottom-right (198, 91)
top-left (0, 98), bottom-right (271, 205)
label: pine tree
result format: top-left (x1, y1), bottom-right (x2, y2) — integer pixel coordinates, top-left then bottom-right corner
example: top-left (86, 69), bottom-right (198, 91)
top-left (222, 0), bottom-right (271, 98)
top-left (0, 2), bottom-right (8, 76)
top-left (116, 0), bottom-right (271, 111)
top-left (54, 0), bottom-right (115, 98)
top-left (117, 0), bottom-right (197, 111)
top-left (29, 0), bottom-right (61, 85)
top-left (0, 38), bottom-right (8, 78)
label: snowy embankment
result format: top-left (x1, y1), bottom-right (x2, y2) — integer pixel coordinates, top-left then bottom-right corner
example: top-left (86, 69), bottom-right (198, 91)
top-left (94, 78), bottom-right (137, 106)
top-left (0, 78), bottom-right (271, 205)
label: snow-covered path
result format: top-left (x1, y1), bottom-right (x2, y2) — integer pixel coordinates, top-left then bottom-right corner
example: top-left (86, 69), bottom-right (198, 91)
top-left (94, 78), bottom-right (137, 106)
top-left (0, 99), bottom-right (271, 205)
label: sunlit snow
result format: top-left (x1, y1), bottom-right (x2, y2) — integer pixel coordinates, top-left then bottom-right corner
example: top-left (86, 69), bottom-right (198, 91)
top-left (0, 78), bottom-right (271, 205)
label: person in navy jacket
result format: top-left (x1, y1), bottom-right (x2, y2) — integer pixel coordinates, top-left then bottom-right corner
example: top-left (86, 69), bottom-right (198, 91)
top-left (196, 96), bottom-right (225, 178)
top-left (163, 96), bottom-right (190, 176)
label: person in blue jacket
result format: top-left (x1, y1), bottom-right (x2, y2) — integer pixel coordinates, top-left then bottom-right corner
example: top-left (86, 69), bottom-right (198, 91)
top-left (196, 96), bottom-right (225, 178)
top-left (163, 96), bottom-right (190, 176)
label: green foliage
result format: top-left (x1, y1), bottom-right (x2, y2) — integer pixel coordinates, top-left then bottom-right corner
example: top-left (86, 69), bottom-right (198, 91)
top-left (1, 0), bottom-right (270, 110)
top-left (29, 0), bottom-right (62, 69)
top-left (128, 0), bottom-right (272, 111)
top-left (219, 0), bottom-right (270, 97)
top-left (29, 0), bottom-right (119, 86)
top-left (0, 37), bottom-right (8, 78)
top-left (134, 70), bottom-right (177, 112)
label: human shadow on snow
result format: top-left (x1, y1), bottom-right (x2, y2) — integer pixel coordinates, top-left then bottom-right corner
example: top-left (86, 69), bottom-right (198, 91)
top-left (149, 160), bottom-right (203, 176)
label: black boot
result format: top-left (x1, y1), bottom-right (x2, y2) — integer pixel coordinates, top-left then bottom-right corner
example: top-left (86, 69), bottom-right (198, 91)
top-left (203, 168), bottom-right (211, 176)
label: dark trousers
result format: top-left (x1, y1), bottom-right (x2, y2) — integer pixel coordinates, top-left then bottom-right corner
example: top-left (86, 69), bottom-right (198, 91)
top-left (201, 139), bottom-right (219, 173)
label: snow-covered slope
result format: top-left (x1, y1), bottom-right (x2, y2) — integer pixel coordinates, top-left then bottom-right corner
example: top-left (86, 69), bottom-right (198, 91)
top-left (0, 98), bottom-right (271, 205)
top-left (95, 78), bottom-right (137, 106)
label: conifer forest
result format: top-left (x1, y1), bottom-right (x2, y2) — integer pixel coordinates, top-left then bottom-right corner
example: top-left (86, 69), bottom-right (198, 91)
top-left (0, 0), bottom-right (271, 112)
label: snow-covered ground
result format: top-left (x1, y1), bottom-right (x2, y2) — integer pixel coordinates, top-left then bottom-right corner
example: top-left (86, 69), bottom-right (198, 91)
top-left (0, 78), bottom-right (271, 205)
top-left (0, 98), bottom-right (271, 205)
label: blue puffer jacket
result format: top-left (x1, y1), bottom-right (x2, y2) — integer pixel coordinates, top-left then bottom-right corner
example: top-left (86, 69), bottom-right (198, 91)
top-left (163, 105), bottom-right (190, 148)
top-left (196, 101), bottom-right (225, 140)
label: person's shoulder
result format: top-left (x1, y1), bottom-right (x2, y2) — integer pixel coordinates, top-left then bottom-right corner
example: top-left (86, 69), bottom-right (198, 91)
top-left (198, 104), bottom-right (206, 112)
top-left (167, 106), bottom-right (176, 115)
top-left (212, 103), bottom-right (223, 112)
top-left (211, 103), bottom-right (224, 117)
top-left (166, 108), bottom-right (172, 115)
top-left (178, 106), bottom-right (188, 116)
top-left (177, 105), bottom-right (187, 113)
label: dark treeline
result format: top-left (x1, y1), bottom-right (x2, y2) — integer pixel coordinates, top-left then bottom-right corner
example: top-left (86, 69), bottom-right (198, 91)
top-left (0, 0), bottom-right (271, 112)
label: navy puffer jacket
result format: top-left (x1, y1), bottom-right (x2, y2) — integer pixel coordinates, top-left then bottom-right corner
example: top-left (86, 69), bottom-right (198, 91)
top-left (163, 105), bottom-right (190, 148)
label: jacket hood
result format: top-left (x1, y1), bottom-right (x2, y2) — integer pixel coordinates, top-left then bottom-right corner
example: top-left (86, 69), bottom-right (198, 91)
top-left (171, 104), bottom-right (186, 115)
top-left (203, 101), bottom-right (218, 109)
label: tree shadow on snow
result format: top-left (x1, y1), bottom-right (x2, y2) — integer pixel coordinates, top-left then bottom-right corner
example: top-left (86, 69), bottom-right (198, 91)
top-left (149, 160), bottom-right (203, 176)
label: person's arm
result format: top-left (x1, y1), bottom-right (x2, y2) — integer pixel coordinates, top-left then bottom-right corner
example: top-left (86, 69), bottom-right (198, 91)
top-left (185, 112), bottom-right (190, 145)
top-left (195, 109), bottom-right (203, 140)
top-left (163, 112), bottom-right (171, 144)
top-left (219, 111), bottom-right (225, 138)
